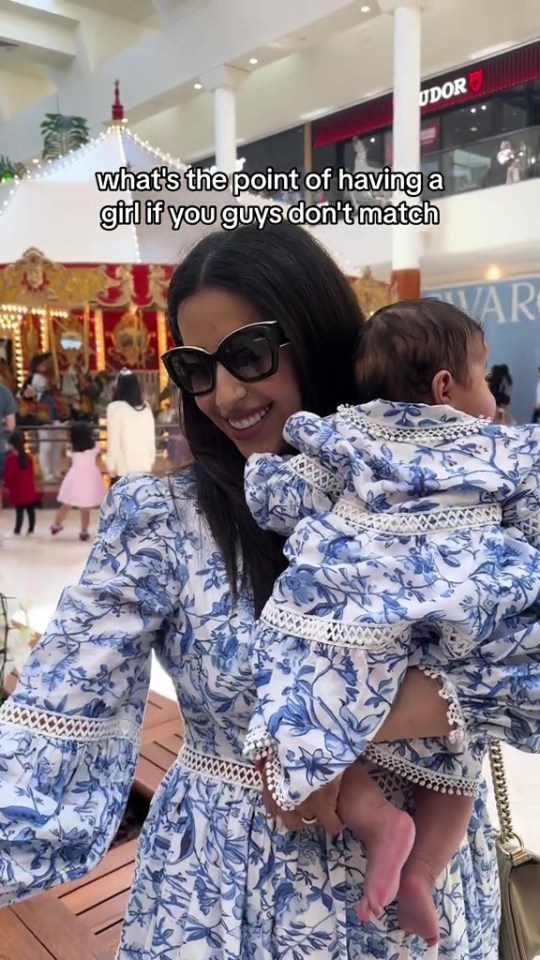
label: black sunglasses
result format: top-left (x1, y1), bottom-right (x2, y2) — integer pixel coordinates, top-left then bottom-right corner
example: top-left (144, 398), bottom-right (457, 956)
top-left (161, 321), bottom-right (289, 397)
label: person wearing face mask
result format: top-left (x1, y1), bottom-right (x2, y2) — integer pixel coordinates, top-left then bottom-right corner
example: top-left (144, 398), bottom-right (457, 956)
top-left (0, 225), bottom-right (538, 960)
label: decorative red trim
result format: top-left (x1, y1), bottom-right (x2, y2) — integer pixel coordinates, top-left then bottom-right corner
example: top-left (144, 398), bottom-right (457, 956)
top-left (313, 41), bottom-right (540, 148)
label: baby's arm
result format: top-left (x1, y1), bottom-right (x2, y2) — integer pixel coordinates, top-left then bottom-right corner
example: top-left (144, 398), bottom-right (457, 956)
top-left (245, 409), bottom-right (360, 536)
top-left (245, 450), bottom-right (343, 536)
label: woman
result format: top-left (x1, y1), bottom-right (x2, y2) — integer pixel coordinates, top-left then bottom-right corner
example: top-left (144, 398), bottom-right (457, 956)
top-left (106, 369), bottom-right (156, 479)
top-left (0, 224), bottom-right (538, 958)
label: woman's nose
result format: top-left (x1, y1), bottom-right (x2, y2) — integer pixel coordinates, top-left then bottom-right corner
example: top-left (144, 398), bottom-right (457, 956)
top-left (214, 363), bottom-right (248, 410)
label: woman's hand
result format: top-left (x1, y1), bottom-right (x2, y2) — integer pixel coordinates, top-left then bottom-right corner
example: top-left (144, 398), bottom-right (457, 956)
top-left (259, 761), bottom-right (343, 835)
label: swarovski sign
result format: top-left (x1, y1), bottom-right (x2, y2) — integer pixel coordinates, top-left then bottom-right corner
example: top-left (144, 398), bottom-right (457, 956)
top-left (419, 69), bottom-right (484, 107)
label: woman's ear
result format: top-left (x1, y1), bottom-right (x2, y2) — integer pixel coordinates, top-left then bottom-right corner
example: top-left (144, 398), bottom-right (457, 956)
top-left (431, 369), bottom-right (454, 405)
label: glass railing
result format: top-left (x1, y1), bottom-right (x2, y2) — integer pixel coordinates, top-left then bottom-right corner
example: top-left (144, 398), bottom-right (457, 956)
top-left (270, 125), bottom-right (540, 213)
top-left (422, 124), bottom-right (540, 199)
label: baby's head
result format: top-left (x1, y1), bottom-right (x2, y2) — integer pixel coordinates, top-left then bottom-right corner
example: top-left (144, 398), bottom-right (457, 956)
top-left (354, 298), bottom-right (496, 420)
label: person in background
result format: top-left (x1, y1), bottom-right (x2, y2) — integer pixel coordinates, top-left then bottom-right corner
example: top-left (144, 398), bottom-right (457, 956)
top-left (488, 363), bottom-right (513, 423)
top-left (532, 366), bottom-right (540, 423)
top-left (0, 381), bottom-right (17, 542)
top-left (106, 370), bottom-right (156, 483)
top-left (4, 428), bottom-right (36, 536)
top-left (31, 354), bottom-right (64, 483)
top-left (50, 422), bottom-right (104, 542)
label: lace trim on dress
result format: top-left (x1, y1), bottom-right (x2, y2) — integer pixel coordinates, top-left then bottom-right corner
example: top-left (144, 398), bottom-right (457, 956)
top-left (243, 728), bottom-right (297, 809)
top-left (287, 455), bottom-right (343, 496)
top-left (419, 665), bottom-right (468, 746)
top-left (0, 701), bottom-right (138, 743)
top-left (176, 745), bottom-right (262, 789)
top-left (513, 515), bottom-right (540, 539)
top-left (363, 743), bottom-right (479, 796)
top-left (333, 498), bottom-right (502, 535)
top-left (260, 597), bottom-right (407, 649)
top-left (338, 404), bottom-right (490, 446)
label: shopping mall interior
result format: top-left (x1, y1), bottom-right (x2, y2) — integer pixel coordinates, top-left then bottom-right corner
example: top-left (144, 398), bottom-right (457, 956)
top-left (0, 1), bottom-right (539, 957)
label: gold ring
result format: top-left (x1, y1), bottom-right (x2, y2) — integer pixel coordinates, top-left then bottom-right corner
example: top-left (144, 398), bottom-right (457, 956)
top-left (301, 815), bottom-right (318, 825)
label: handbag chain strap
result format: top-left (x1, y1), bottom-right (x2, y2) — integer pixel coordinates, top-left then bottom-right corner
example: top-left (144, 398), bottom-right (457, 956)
top-left (489, 740), bottom-right (527, 861)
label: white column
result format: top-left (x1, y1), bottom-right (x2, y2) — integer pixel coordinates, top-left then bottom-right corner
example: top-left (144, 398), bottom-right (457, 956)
top-left (201, 65), bottom-right (249, 175)
top-left (214, 85), bottom-right (237, 175)
top-left (379, 0), bottom-right (427, 274)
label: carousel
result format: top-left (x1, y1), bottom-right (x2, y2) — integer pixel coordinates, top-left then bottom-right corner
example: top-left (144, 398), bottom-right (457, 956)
top-left (0, 83), bottom-right (395, 422)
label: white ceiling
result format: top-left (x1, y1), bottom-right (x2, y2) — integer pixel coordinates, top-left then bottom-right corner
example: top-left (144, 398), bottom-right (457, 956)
top-left (0, 0), bottom-right (538, 165)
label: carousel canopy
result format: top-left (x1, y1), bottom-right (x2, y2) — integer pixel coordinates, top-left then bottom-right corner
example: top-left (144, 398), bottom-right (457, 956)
top-left (0, 89), bottom-right (359, 276)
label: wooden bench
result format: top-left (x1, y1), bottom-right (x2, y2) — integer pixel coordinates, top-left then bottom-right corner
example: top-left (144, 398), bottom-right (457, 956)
top-left (0, 691), bottom-right (184, 958)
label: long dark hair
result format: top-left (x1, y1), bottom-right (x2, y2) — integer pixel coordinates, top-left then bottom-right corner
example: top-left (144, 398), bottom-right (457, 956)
top-left (489, 363), bottom-right (512, 406)
top-left (9, 429), bottom-right (29, 469)
top-left (167, 222), bottom-right (363, 614)
top-left (112, 370), bottom-right (145, 409)
top-left (70, 421), bottom-right (95, 452)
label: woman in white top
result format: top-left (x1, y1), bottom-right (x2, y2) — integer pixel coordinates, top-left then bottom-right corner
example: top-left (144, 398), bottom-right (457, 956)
top-left (106, 370), bottom-right (156, 480)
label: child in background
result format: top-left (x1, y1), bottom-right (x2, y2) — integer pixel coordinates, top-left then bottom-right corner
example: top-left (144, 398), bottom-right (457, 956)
top-left (51, 422), bottom-right (105, 542)
top-left (4, 430), bottom-right (37, 535)
top-left (244, 299), bottom-right (540, 946)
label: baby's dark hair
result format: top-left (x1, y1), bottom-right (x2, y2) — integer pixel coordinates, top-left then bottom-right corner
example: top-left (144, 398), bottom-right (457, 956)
top-left (354, 298), bottom-right (485, 403)
top-left (70, 421), bottom-right (95, 452)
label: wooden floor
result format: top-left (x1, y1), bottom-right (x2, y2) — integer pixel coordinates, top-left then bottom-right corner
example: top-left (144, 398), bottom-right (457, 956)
top-left (0, 691), bottom-right (183, 959)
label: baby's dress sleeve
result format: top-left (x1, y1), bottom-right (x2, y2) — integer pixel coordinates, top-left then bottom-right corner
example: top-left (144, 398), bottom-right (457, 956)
top-left (245, 412), bottom-right (349, 537)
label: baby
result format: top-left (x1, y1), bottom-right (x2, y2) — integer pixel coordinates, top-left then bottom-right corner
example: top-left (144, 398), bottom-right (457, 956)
top-left (243, 299), bottom-right (540, 945)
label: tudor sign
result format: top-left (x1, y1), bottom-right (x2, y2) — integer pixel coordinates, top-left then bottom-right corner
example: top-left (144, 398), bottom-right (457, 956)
top-left (419, 68), bottom-right (484, 107)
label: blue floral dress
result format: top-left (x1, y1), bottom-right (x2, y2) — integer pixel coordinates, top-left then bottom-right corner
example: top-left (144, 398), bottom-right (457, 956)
top-left (243, 401), bottom-right (540, 809)
top-left (0, 470), bottom-right (538, 959)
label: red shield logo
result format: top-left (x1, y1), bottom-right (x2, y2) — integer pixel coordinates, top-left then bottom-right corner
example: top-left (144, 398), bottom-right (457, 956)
top-left (468, 69), bottom-right (484, 94)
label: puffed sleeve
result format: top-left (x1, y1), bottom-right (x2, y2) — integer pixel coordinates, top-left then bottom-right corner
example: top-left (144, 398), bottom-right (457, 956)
top-left (245, 450), bottom-right (344, 536)
top-left (0, 474), bottom-right (181, 906)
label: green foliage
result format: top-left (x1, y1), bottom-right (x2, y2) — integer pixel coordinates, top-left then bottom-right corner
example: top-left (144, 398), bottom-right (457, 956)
top-left (40, 113), bottom-right (90, 161)
top-left (0, 154), bottom-right (26, 181)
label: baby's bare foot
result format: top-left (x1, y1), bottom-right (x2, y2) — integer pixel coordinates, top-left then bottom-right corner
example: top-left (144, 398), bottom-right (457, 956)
top-left (397, 862), bottom-right (440, 946)
top-left (354, 807), bottom-right (416, 923)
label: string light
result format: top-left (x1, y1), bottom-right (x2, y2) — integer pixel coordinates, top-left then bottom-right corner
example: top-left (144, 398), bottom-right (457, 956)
top-left (156, 311), bottom-right (168, 394)
top-left (39, 312), bottom-right (49, 350)
top-left (13, 324), bottom-right (24, 388)
top-left (0, 119), bottom-right (362, 277)
top-left (94, 309), bottom-right (105, 369)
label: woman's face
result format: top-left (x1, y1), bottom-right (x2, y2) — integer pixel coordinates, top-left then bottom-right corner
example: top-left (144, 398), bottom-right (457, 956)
top-left (178, 288), bottom-right (302, 457)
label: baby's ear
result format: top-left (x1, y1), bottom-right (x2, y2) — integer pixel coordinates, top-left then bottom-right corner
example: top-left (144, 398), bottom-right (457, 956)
top-left (431, 369), bottom-right (453, 406)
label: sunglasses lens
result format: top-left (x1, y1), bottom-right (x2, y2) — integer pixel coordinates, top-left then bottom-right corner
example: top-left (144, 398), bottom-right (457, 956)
top-left (169, 351), bottom-right (214, 395)
top-left (222, 328), bottom-right (275, 381)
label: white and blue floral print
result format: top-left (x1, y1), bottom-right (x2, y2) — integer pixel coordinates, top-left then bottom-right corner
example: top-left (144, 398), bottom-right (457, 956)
top-left (244, 401), bottom-right (540, 810)
top-left (0, 464), bottom-right (537, 957)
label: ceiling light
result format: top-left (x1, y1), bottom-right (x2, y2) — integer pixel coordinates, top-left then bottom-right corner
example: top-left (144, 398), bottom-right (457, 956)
top-left (193, 82), bottom-right (202, 90)
top-left (361, 4), bottom-right (370, 11)
top-left (249, 58), bottom-right (258, 65)
top-left (470, 107), bottom-right (476, 113)
top-left (481, 104), bottom-right (487, 110)
top-left (32, 158), bottom-right (40, 164)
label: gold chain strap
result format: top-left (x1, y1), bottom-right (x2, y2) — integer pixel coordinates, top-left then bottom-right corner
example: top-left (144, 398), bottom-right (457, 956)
top-left (489, 741), bottom-right (525, 856)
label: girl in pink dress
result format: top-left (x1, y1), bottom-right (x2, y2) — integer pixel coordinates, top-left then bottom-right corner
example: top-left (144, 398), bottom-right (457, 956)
top-left (51, 422), bottom-right (105, 541)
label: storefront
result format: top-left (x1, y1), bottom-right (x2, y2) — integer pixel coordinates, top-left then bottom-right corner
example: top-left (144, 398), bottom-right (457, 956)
top-left (196, 41), bottom-right (539, 204)
top-left (312, 40), bottom-right (540, 200)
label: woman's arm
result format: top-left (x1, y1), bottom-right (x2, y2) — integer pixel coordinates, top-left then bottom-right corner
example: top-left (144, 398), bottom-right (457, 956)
top-left (260, 669), bottom-right (451, 833)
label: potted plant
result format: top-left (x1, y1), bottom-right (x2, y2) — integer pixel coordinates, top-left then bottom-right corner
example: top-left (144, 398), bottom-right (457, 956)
top-left (40, 113), bottom-right (90, 161)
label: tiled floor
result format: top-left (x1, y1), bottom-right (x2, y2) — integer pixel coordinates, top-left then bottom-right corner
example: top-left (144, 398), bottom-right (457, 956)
top-left (1, 506), bottom-right (539, 852)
